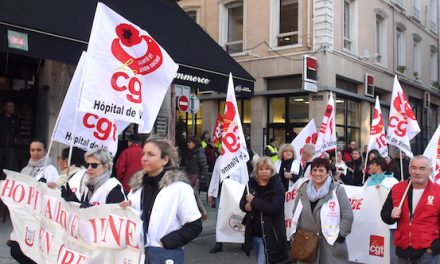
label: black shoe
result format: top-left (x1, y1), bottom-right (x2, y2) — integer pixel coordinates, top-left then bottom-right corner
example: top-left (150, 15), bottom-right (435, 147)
top-left (6, 239), bottom-right (12, 247)
top-left (209, 243), bottom-right (223, 254)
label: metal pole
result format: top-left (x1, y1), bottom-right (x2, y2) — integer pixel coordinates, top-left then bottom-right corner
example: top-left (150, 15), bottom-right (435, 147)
top-left (169, 85), bottom-right (176, 145)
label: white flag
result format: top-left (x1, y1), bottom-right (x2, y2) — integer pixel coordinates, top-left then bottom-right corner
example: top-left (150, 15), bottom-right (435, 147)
top-left (79, 3), bottom-right (178, 132)
top-left (314, 92), bottom-right (337, 156)
top-left (367, 96), bottom-right (388, 157)
top-left (386, 76), bottom-right (420, 157)
top-left (291, 119), bottom-right (317, 161)
top-left (52, 52), bottom-right (128, 156)
top-left (423, 124), bottom-right (440, 183)
top-left (218, 74), bottom-right (249, 181)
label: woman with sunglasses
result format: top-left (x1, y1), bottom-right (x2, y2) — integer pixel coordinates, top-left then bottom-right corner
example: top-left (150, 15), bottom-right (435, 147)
top-left (61, 148), bottom-right (125, 207)
top-left (121, 135), bottom-right (202, 263)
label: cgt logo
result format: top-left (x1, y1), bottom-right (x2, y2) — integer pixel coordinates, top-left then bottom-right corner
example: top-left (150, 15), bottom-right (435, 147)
top-left (369, 235), bottom-right (384, 257)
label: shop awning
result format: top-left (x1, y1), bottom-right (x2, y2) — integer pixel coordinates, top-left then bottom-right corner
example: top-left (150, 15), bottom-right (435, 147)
top-left (0, 0), bottom-right (254, 97)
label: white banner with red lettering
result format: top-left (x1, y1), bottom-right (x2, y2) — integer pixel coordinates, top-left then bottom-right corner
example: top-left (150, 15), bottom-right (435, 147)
top-left (79, 3), bottom-right (178, 132)
top-left (0, 170), bottom-right (142, 264)
top-left (423, 124), bottom-right (440, 183)
top-left (52, 52), bottom-right (128, 156)
top-left (367, 96), bottom-right (388, 158)
top-left (218, 74), bottom-right (249, 181)
top-left (216, 178), bottom-right (246, 243)
top-left (314, 92), bottom-right (337, 156)
top-left (284, 183), bottom-right (391, 263)
top-left (291, 119), bottom-right (317, 161)
top-left (386, 76), bottom-right (420, 158)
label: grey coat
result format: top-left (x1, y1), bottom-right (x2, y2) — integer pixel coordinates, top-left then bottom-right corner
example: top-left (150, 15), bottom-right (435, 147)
top-left (292, 180), bottom-right (353, 264)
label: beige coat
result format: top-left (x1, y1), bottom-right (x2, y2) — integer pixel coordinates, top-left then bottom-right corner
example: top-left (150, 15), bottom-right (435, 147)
top-left (292, 180), bottom-right (353, 264)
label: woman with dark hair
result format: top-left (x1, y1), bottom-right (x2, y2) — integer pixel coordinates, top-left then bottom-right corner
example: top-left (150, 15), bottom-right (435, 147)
top-left (240, 157), bottom-right (288, 264)
top-left (364, 149), bottom-right (381, 179)
top-left (364, 157), bottom-right (398, 190)
top-left (47, 147), bottom-right (86, 190)
top-left (10, 139), bottom-right (60, 263)
top-left (122, 135), bottom-right (202, 263)
top-left (184, 136), bottom-right (209, 219)
top-left (291, 158), bottom-right (353, 264)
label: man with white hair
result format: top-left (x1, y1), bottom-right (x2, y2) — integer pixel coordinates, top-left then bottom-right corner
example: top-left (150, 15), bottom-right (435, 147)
top-left (300, 143), bottom-right (315, 178)
top-left (381, 155), bottom-right (440, 263)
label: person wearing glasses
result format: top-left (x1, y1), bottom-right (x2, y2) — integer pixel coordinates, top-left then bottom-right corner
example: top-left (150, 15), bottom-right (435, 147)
top-left (61, 148), bottom-right (125, 207)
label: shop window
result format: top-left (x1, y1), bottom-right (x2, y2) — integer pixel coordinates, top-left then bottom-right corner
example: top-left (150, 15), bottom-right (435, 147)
top-left (336, 76), bottom-right (358, 93)
top-left (288, 95), bottom-right (309, 122)
top-left (335, 96), bottom-right (361, 149)
top-left (269, 97), bottom-right (285, 123)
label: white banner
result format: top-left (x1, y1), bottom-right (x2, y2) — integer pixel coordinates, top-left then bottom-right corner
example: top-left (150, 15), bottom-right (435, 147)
top-left (218, 74), bottom-right (249, 181)
top-left (284, 183), bottom-right (391, 263)
top-left (0, 170), bottom-right (142, 264)
top-left (314, 92), bottom-right (337, 156)
top-left (423, 124), bottom-right (440, 183)
top-left (386, 76), bottom-right (420, 158)
top-left (367, 96), bottom-right (388, 158)
top-left (52, 52), bottom-right (128, 156)
top-left (216, 179), bottom-right (246, 243)
top-left (79, 3), bottom-right (178, 132)
top-left (291, 119), bottom-right (317, 161)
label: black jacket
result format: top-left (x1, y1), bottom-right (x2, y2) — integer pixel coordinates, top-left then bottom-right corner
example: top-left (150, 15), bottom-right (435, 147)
top-left (184, 146), bottom-right (209, 177)
top-left (239, 176), bottom-right (288, 264)
top-left (0, 114), bottom-right (19, 147)
top-left (344, 158), bottom-right (363, 186)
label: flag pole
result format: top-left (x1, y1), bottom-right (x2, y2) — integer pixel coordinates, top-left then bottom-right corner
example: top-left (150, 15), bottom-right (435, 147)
top-left (398, 178), bottom-right (411, 209)
top-left (399, 150), bottom-right (404, 182)
top-left (362, 157), bottom-right (368, 184)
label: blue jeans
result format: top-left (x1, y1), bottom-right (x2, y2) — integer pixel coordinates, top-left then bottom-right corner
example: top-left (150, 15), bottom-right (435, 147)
top-left (397, 251), bottom-right (438, 264)
top-left (252, 236), bottom-right (266, 264)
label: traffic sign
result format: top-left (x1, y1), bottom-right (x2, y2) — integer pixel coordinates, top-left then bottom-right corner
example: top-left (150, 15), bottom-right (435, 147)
top-left (177, 95), bottom-right (189, 112)
top-left (190, 94), bottom-right (200, 114)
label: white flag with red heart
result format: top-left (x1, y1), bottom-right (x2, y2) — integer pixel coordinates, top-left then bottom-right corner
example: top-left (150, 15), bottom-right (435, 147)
top-left (52, 52), bottom-right (129, 156)
top-left (367, 96), bottom-right (388, 157)
top-left (314, 92), bottom-right (337, 156)
top-left (79, 3), bottom-right (178, 132)
top-left (423, 124), bottom-right (440, 183)
top-left (218, 74), bottom-right (249, 181)
top-left (213, 113), bottom-right (224, 146)
top-left (291, 119), bottom-right (317, 161)
top-left (386, 76), bottom-right (420, 157)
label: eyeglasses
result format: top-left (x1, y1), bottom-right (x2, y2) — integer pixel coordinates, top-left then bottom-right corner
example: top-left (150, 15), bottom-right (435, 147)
top-left (86, 163), bottom-right (103, 169)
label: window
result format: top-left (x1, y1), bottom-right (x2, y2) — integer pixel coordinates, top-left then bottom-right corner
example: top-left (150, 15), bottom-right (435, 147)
top-left (343, 0), bottom-right (357, 52)
top-left (429, 0), bottom-right (438, 32)
top-left (221, 1), bottom-right (244, 53)
top-left (335, 96), bottom-right (361, 150)
top-left (413, 0), bottom-right (420, 19)
top-left (275, 0), bottom-right (299, 47)
top-left (343, 0), bottom-right (352, 50)
top-left (375, 11), bottom-right (387, 65)
top-left (396, 24), bottom-right (406, 73)
top-left (396, 0), bottom-right (406, 9)
top-left (267, 75), bottom-right (302, 90)
top-left (431, 46), bottom-right (438, 86)
top-left (186, 10), bottom-right (198, 22)
top-left (413, 35), bottom-right (421, 79)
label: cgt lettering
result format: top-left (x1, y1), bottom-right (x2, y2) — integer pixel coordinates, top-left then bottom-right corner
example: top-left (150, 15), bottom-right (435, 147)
top-left (111, 71), bottom-right (142, 103)
top-left (389, 116), bottom-right (407, 137)
top-left (83, 113), bottom-right (117, 141)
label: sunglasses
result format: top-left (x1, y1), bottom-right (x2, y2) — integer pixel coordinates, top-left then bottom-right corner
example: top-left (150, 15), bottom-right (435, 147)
top-left (86, 163), bottom-right (103, 169)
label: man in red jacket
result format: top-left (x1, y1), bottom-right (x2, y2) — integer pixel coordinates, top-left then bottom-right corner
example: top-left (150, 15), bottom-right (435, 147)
top-left (115, 133), bottom-right (143, 193)
top-left (381, 155), bottom-right (440, 263)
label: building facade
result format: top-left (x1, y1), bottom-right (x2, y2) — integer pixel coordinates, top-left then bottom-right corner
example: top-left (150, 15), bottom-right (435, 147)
top-left (179, 0), bottom-right (440, 156)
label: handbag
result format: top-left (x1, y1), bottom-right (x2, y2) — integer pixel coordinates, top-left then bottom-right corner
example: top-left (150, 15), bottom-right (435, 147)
top-left (290, 228), bottom-right (319, 263)
top-left (145, 247), bottom-right (184, 264)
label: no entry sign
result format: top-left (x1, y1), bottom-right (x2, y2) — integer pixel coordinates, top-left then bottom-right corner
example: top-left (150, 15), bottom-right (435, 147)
top-left (177, 95), bottom-right (189, 112)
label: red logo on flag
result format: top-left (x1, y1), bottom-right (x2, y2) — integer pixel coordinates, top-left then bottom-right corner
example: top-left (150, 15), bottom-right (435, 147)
top-left (111, 23), bottom-right (163, 75)
top-left (369, 235), bottom-right (384, 257)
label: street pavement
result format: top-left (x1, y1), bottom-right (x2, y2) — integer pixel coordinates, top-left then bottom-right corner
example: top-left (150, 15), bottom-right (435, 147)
top-left (0, 192), bottom-right (255, 264)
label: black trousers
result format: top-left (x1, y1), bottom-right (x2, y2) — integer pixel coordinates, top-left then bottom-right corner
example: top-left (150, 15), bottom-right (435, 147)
top-left (9, 241), bottom-right (36, 264)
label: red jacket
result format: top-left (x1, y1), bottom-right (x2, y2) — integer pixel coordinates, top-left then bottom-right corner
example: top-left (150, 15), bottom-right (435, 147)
top-left (391, 180), bottom-right (440, 250)
top-left (115, 143), bottom-right (143, 192)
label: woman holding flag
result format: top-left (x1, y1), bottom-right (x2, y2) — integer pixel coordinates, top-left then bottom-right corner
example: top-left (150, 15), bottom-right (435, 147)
top-left (240, 156), bottom-right (288, 264)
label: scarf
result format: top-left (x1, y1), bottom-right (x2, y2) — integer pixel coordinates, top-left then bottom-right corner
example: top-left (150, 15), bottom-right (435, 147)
top-left (366, 171), bottom-right (388, 187)
top-left (21, 155), bottom-right (53, 178)
top-left (85, 171), bottom-right (111, 201)
top-left (306, 174), bottom-right (332, 202)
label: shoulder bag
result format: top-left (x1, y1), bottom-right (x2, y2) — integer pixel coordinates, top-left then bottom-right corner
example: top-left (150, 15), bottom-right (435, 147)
top-left (290, 228), bottom-right (319, 263)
